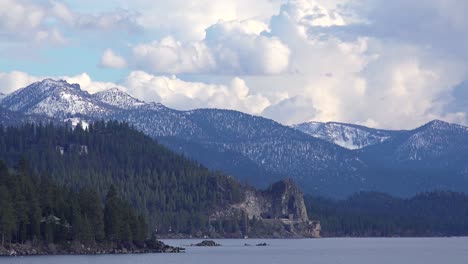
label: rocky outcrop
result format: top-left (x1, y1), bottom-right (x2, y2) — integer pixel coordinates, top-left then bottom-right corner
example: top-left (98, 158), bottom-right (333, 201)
top-left (262, 179), bottom-right (309, 222)
top-left (212, 179), bottom-right (321, 238)
top-left (191, 240), bottom-right (221, 247)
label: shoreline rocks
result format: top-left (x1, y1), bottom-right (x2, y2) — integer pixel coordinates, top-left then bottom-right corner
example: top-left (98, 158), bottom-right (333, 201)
top-left (0, 240), bottom-right (184, 257)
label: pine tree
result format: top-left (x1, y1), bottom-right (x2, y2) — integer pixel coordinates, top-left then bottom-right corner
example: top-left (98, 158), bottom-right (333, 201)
top-left (79, 189), bottom-right (105, 241)
top-left (104, 185), bottom-right (122, 241)
top-left (0, 186), bottom-right (16, 247)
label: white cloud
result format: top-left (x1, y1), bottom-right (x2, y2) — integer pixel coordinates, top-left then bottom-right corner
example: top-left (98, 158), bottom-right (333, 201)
top-left (263, 96), bottom-right (318, 125)
top-left (100, 49), bottom-right (127, 69)
top-left (50, 1), bottom-right (75, 25)
top-left (0, 71), bottom-right (42, 94)
top-left (63, 73), bottom-right (125, 94)
top-left (255, 0), bottom-right (468, 128)
top-left (74, 9), bottom-right (141, 33)
top-left (132, 37), bottom-right (216, 74)
top-left (128, 0), bottom-right (281, 41)
top-left (131, 19), bottom-right (290, 75)
top-left (0, 0), bottom-right (62, 44)
top-left (204, 20), bottom-right (290, 75)
top-left (123, 71), bottom-right (270, 114)
top-left (0, 0), bottom-right (141, 45)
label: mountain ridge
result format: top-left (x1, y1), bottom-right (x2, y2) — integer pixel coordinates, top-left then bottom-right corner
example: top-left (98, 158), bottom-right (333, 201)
top-left (1, 79), bottom-right (468, 197)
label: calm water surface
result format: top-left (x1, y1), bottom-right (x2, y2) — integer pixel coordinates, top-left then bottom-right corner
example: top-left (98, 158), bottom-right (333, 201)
top-left (1, 238), bottom-right (467, 264)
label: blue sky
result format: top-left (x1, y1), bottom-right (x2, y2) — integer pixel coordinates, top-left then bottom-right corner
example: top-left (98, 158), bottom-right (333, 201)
top-left (0, 0), bottom-right (467, 129)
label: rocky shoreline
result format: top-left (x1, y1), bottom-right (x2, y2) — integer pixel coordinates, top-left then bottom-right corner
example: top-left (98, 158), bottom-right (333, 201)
top-left (0, 240), bottom-right (184, 257)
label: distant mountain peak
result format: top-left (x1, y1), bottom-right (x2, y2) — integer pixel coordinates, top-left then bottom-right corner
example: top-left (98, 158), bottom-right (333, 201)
top-left (0, 78), bottom-right (105, 118)
top-left (418, 119), bottom-right (468, 132)
top-left (425, 119), bottom-right (453, 128)
top-left (425, 119), bottom-right (449, 127)
top-left (36, 78), bottom-right (81, 90)
top-left (93, 87), bottom-right (145, 109)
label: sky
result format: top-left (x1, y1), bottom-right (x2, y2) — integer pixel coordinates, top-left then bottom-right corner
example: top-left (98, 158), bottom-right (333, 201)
top-left (0, 0), bottom-right (467, 129)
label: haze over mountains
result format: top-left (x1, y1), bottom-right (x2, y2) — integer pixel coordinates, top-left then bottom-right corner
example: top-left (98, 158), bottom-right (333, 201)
top-left (1, 79), bottom-right (468, 197)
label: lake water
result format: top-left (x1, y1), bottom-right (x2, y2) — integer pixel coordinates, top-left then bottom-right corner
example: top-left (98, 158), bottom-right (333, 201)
top-left (1, 238), bottom-right (467, 264)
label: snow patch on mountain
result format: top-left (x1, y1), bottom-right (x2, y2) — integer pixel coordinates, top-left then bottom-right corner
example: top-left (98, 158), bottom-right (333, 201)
top-left (292, 121), bottom-right (393, 149)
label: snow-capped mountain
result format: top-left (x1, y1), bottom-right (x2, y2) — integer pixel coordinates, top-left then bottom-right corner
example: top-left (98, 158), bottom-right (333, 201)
top-left (0, 79), bottom-right (112, 119)
top-left (92, 87), bottom-right (145, 109)
top-left (1, 79), bottom-right (468, 197)
top-left (292, 121), bottom-right (398, 149)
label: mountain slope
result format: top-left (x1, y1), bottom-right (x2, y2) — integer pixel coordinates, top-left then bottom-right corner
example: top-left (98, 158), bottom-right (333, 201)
top-left (292, 121), bottom-right (400, 149)
top-left (0, 121), bottom-right (244, 234)
top-left (2, 79), bottom-right (468, 198)
top-left (0, 106), bottom-right (54, 126)
top-left (356, 120), bottom-right (468, 196)
top-left (115, 107), bottom-right (365, 195)
top-left (359, 120), bottom-right (468, 165)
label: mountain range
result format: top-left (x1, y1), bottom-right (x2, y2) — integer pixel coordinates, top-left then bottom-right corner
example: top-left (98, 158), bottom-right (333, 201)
top-left (1, 79), bottom-right (467, 197)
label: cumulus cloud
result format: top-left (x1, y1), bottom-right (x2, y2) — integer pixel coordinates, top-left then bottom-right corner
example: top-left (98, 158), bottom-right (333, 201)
top-left (127, 0), bottom-right (281, 40)
top-left (74, 9), bottom-right (142, 34)
top-left (0, 0), bottom-right (63, 44)
top-left (204, 20), bottom-right (290, 75)
top-left (100, 49), bottom-right (128, 69)
top-left (64, 73), bottom-right (126, 94)
top-left (123, 71), bottom-right (270, 114)
top-left (253, 0), bottom-right (468, 128)
top-left (0, 71), bottom-right (42, 94)
top-left (263, 96), bottom-right (318, 125)
top-left (132, 37), bottom-right (215, 74)
top-left (0, 0), bottom-right (141, 45)
top-left (131, 19), bottom-right (290, 75)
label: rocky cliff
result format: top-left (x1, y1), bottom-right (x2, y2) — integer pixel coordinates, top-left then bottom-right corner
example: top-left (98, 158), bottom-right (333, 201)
top-left (212, 179), bottom-right (321, 238)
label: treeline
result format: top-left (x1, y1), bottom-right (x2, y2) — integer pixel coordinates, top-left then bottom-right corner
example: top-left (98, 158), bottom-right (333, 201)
top-left (305, 191), bottom-right (468, 237)
top-left (0, 160), bottom-right (146, 247)
top-left (0, 121), bottom-right (244, 235)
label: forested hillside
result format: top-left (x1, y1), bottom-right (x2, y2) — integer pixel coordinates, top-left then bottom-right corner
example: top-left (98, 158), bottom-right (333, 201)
top-left (0, 160), bottom-right (147, 248)
top-left (305, 191), bottom-right (468, 237)
top-left (0, 122), bottom-right (244, 235)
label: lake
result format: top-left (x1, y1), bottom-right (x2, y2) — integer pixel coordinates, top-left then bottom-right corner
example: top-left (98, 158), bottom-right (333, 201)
top-left (2, 238), bottom-right (468, 264)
